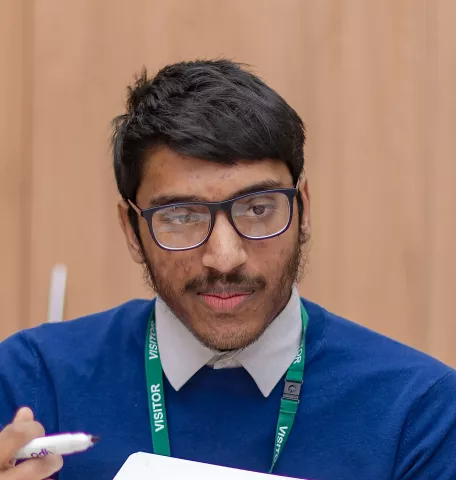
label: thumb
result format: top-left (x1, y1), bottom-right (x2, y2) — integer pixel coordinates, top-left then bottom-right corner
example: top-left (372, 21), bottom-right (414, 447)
top-left (13, 407), bottom-right (34, 423)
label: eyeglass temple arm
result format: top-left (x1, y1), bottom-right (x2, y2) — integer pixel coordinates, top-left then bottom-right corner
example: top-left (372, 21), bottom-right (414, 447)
top-left (127, 198), bottom-right (142, 215)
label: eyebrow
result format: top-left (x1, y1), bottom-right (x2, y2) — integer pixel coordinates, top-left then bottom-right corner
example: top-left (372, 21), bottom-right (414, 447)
top-left (147, 179), bottom-right (286, 208)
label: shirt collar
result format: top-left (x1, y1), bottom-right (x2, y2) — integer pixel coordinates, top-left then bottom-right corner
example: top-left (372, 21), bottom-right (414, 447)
top-left (155, 286), bottom-right (302, 397)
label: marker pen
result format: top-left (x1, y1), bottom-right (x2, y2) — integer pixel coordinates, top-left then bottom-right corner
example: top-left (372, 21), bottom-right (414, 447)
top-left (14, 433), bottom-right (99, 460)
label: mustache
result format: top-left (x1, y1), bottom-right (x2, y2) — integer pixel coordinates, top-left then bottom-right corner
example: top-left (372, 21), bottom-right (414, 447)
top-left (184, 271), bottom-right (267, 293)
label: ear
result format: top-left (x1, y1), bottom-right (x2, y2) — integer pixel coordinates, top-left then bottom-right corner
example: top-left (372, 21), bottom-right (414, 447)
top-left (298, 175), bottom-right (311, 235)
top-left (117, 200), bottom-right (145, 265)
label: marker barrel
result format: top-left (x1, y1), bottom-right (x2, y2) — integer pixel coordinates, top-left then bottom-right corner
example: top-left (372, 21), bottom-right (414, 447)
top-left (14, 433), bottom-right (98, 459)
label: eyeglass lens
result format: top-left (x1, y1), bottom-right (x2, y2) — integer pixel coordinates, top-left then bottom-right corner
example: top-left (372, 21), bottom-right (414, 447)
top-left (151, 191), bottom-right (291, 250)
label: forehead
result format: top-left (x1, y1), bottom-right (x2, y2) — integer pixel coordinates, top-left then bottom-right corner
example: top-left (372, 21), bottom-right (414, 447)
top-left (137, 148), bottom-right (293, 203)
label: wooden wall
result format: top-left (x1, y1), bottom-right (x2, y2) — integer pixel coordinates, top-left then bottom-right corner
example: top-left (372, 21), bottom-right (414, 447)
top-left (0, 0), bottom-right (31, 338)
top-left (1, 0), bottom-right (455, 366)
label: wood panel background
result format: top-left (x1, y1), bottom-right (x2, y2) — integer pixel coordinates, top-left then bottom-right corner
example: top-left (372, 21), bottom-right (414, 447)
top-left (0, 0), bottom-right (32, 339)
top-left (1, 0), bottom-right (455, 366)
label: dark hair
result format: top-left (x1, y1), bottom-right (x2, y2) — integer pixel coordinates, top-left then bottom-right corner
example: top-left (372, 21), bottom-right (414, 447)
top-left (112, 59), bottom-right (306, 236)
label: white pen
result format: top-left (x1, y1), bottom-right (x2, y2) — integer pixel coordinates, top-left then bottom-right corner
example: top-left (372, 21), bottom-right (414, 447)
top-left (14, 432), bottom-right (100, 460)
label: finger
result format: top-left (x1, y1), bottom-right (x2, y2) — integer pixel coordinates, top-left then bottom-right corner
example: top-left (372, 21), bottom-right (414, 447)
top-left (0, 420), bottom-right (45, 464)
top-left (2, 455), bottom-right (63, 480)
top-left (13, 407), bottom-right (34, 423)
top-left (2, 407), bottom-right (40, 467)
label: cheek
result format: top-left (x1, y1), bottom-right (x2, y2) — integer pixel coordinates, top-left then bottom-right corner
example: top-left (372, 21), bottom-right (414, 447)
top-left (251, 212), bottom-right (299, 254)
top-left (147, 247), bottom-right (199, 285)
top-left (248, 234), bottom-right (296, 268)
top-left (173, 257), bottom-right (196, 276)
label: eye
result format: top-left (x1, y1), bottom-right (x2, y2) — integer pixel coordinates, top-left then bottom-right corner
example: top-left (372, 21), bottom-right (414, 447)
top-left (245, 203), bottom-right (275, 217)
top-left (163, 212), bottom-right (203, 225)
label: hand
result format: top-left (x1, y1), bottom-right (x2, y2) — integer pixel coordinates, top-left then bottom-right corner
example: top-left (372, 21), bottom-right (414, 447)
top-left (0, 407), bottom-right (63, 479)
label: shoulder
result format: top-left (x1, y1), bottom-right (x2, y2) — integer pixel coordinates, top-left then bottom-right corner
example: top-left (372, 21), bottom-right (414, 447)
top-left (301, 297), bottom-right (454, 392)
top-left (0, 299), bottom-right (155, 430)
top-left (0, 299), bottom-right (155, 368)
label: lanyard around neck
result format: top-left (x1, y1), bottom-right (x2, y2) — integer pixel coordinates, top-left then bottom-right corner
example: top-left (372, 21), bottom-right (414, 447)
top-left (145, 301), bottom-right (309, 473)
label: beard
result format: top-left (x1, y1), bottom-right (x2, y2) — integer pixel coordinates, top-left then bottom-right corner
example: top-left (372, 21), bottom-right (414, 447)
top-left (140, 225), bottom-right (309, 350)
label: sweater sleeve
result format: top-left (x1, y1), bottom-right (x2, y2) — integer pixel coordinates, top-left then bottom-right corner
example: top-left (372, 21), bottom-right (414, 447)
top-left (0, 331), bottom-right (39, 429)
top-left (393, 370), bottom-right (456, 480)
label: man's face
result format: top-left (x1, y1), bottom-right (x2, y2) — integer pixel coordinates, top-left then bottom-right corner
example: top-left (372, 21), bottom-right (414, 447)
top-left (119, 148), bottom-right (310, 350)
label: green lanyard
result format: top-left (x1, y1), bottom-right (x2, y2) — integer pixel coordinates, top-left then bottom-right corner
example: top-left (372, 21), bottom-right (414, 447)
top-left (145, 302), bottom-right (309, 473)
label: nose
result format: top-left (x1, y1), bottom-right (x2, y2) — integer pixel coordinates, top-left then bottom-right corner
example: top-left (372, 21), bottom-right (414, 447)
top-left (202, 212), bottom-right (248, 273)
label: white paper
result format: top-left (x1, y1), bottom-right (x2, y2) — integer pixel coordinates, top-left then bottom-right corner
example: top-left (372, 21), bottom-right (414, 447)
top-left (114, 452), bottom-right (303, 480)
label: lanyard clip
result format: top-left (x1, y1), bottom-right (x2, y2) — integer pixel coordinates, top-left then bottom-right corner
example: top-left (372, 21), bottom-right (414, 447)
top-left (283, 380), bottom-right (302, 401)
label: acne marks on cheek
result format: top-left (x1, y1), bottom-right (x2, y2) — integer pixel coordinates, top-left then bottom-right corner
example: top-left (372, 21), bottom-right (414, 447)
top-left (251, 239), bottom-right (288, 254)
top-left (154, 257), bottom-right (168, 272)
top-left (254, 240), bottom-right (269, 249)
top-left (174, 258), bottom-right (192, 274)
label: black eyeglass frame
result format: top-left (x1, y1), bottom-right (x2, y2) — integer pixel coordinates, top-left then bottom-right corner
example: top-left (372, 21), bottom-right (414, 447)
top-left (128, 187), bottom-right (298, 252)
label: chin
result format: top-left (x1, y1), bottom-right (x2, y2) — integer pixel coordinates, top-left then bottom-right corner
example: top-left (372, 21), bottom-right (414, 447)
top-left (195, 322), bottom-right (266, 351)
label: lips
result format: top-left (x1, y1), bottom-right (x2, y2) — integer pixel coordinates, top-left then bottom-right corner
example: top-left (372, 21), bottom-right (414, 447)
top-left (198, 291), bottom-right (253, 312)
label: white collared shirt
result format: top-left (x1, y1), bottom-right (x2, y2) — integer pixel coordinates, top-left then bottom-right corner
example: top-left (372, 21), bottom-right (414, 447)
top-left (155, 286), bottom-right (302, 397)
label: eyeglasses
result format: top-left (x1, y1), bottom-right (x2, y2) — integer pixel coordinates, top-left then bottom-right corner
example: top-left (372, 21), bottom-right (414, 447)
top-left (128, 187), bottom-right (298, 251)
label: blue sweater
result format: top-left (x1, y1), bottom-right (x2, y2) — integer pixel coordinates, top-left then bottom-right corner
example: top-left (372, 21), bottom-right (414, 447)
top-left (1, 298), bottom-right (455, 480)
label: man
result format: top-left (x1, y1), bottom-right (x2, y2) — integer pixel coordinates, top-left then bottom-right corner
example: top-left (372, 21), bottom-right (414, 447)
top-left (0, 60), bottom-right (455, 480)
